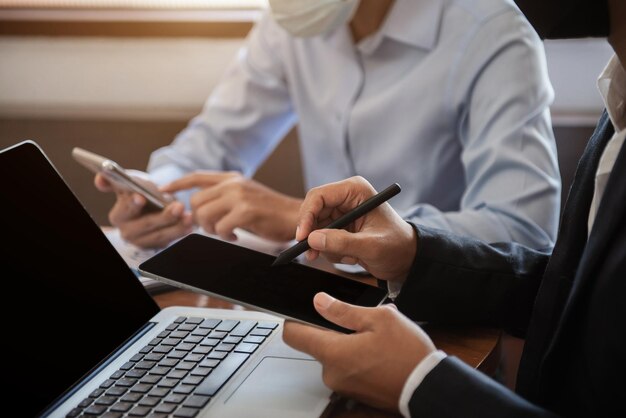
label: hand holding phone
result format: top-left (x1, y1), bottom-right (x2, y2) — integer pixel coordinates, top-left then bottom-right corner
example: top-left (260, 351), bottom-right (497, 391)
top-left (72, 147), bottom-right (174, 212)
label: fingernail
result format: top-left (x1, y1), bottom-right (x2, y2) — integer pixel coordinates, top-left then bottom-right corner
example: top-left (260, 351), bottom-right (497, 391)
top-left (295, 225), bottom-right (300, 240)
top-left (315, 293), bottom-right (335, 310)
top-left (171, 203), bottom-right (183, 217)
top-left (309, 231), bottom-right (326, 249)
top-left (133, 195), bottom-right (143, 206)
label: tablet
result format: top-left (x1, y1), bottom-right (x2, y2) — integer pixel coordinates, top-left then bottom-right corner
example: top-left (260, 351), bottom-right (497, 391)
top-left (138, 233), bottom-right (388, 333)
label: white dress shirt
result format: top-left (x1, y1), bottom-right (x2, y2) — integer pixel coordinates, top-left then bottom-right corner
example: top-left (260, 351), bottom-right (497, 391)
top-left (148, 0), bottom-right (560, 248)
top-left (588, 54), bottom-right (626, 233)
top-left (400, 55), bottom-right (626, 418)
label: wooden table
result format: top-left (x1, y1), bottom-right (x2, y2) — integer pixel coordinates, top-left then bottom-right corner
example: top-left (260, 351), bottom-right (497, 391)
top-left (152, 258), bottom-right (501, 418)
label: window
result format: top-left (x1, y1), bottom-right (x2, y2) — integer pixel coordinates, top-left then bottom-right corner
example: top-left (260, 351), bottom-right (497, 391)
top-left (0, 1), bottom-right (267, 9)
top-left (0, 0), bottom-right (265, 37)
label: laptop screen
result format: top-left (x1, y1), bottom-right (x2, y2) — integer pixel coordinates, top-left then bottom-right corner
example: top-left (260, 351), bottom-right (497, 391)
top-left (0, 142), bottom-right (160, 416)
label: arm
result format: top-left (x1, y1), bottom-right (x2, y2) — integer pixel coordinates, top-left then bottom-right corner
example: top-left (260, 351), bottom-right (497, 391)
top-left (409, 356), bottom-right (557, 418)
top-left (395, 224), bottom-right (549, 338)
top-left (404, 10), bottom-right (560, 250)
top-left (147, 12), bottom-right (296, 196)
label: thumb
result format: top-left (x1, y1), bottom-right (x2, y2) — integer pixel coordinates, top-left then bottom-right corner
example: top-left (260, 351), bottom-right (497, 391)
top-left (314, 292), bottom-right (370, 332)
top-left (308, 229), bottom-right (369, 260)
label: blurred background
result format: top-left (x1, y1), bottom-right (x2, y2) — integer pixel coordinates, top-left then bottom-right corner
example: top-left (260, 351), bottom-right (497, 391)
top-left (0, 0), bottom-right (613, 225)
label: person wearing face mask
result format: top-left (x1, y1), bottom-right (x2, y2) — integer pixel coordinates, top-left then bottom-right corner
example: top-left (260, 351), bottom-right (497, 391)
top-left (96, 0), bottom-right (561, 250)
top-left (282, 0), bottom-right (626, 416)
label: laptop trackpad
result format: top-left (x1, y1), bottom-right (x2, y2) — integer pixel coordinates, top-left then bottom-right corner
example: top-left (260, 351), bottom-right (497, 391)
top-left (221, 356), bottom-right (332, 418)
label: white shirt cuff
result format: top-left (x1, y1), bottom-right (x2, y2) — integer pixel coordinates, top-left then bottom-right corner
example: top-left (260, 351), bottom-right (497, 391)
top-left (399, 350), bottom-right (447, 418)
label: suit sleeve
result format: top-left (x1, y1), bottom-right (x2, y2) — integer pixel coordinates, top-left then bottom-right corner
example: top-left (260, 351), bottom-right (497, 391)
top-left (409, 356), bottom-right (557, 418)
top-left (394, 224), bottom-right (550, 337)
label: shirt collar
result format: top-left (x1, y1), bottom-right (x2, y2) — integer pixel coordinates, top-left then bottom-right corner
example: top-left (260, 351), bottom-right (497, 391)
top-left (598, 54), bottom-right (626, 132)
top-left (357, 0), bottom-right (444, 55)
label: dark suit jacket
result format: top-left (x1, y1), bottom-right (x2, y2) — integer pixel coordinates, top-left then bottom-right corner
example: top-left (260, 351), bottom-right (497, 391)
top-left (394, 111), bottom-right (626, 417)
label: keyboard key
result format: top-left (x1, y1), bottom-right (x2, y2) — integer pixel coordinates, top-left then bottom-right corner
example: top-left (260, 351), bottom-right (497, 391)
top-left (163, 393), bottom-right (186, 404)
top-left (128, 405), bottom-right (151, 416)
top-left (235, 343), bottom-right (259, 354)
top-left (130, 353), bottom-right (145, 362)
top-left (174, 407), bottom-right (200, 417)
top-left (121, 393), bottom-right (142, 403)
top-left (84, 405), bottom-right (107, 415)
top-left (207, 331), bottom-right (227, 339)
top-left (223, 336), bottom-right (242, 344)
top-left (195, 353), bottom-right (250, 397)
top-left (94, 396), bottom-right (116, 406)
top-left (101, 413), bottom-right (122, 418)
top-left (183, 395), bottom-right (210, 409)
top-left (242, 335), bottom-right (265, 344)
top-left (139, 345), bottom-right (153, 355)
top-left (110, 401), bottom-right (134, 412)
top-left (198, 359), bottom-right (220, 368)
top-left (215, 320), bottom-right (239, 332)
top-left (140, 375), bottom-right (161, 385)
top-left (199, 319), bottom-right (221, 329)
top-left (183, 353), bottom-right (203, 363)
top-left (190, 328), bottom-right (210, 337)
top-left (249, 328), bottom-right (272, 337)
top-left (106, 387), bottom-right (128, 397)
top-left (173, 384), bottom-right (195, 395)
top-left (175, 362), bottom-right (196, 371)
top-left (183, 336), bottom-right (203, 344)
top-left (149, 366), bottom-right (172, 376)
top-left (159, 358), bottom-right (180, 368)
top-left (200, 338), bottom-right (220, 347)
top-left (129, 383), bottom-right (152, 393)
top-left (115, 377), bottom-right (138, 387)
top-left (78, 398), bottom-right (93, 408)
top-left (177, 324), bottom-right (197, 332)
top-left (148, 338), bottom-right (163, 346)
top-left (181, 375), bottom-right (203, 386)
top-left (191, 346), bottom-right (211, 355)
top-left (157, 378), bottom-right (179, 388)
top-left (167, 351), bottom-right (188, 360)
top-left (89, 388), bottom-right (105, 398)
top-left (109, 370), bottom-right (125, 379)
top-left (186, 317), bottom-right (204, 325)
top-left (189, 367), bottom-right (212, 377)
top-left (230, 321), bottom-right (257, 337)
top-left (206, 351), bottom-right (227, 360)
top-left (66, 407), bottom-right (82, 417)
top-left (144, 353), bottom-right (164, 362)
top-left (126, 369), bottom-right (147, 379)
top-left (256, 321), bottom-right (279, 329)
top-left (214, 343), bottom-right (235, 352)
top-left (119, 362), bottom-right (134, 371)
top-left (167, 370), bottom-right (188, 380)
top-left (174, 343), bottom-right (195, 352)
top-left (157, 331), bottom-right (171, 339)
top-left (148, 387), bottom-right (170, 398)
top-left (139, 396), bottom-right (160, 407)
top-left (165, 324), bottom-right (178, 332)
top-left (162, 338), bottom-right (182, 346)
top-left (135, 361), bottom-right (157, 370)
top-left (152, 345), bottom-right (173, 354)
top-left (154, 403), bottom-right (177, 414)
top-left (99, 379), bottom-right (115, 389)
top-left (174, 317), bottom-right (186, 323)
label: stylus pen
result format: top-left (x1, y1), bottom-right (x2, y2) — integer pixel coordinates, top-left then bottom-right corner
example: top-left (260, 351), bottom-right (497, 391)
top-left (271, 182), bottom-right (401, 266)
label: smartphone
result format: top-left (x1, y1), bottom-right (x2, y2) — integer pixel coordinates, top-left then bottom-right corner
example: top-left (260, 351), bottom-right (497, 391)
top-left (72, 147), bottom-right (174, 211)
top-left (138, 233), bottom-right (388, 333)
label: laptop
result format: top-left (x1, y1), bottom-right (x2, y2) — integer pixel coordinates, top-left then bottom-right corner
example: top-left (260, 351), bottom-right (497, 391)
top-left (2, 141), bottom-right (332, 417)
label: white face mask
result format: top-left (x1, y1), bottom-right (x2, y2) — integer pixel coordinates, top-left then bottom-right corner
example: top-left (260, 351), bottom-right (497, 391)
top-left (268, 0), bottom-right (360, 38)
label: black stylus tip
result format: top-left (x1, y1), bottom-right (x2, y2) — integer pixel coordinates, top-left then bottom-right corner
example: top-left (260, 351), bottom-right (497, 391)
top-left (271, 255), bottom-right (286, 267)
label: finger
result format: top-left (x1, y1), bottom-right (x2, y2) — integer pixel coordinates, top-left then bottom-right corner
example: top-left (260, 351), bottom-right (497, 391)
top-left (94, 173), bottom-right (113, 192)
top-left (313, 292), bottom-right (371, 332)
top-left (193, 198), bottom-right (233, 235)
top-left (109, 193), bottom-right (147, 225)
top-left (162, 171), bottom-right (239, 193)
top-left (282, 321), bottom-right (337, 361)
top-left (214, 210), bottom-right (241, 241)
top-left (308, 229), bottom-right (371, 261)
top-left (298, 177), bottom-right (377, 239)
top-left (119, 202), bottom-right (186, 240)
top-left (131, 215), bottom-right (194, 249)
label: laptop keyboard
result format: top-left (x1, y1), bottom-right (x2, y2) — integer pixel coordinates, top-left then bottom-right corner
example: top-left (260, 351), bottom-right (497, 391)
top-left (66, 316), bottom-right (279, 418)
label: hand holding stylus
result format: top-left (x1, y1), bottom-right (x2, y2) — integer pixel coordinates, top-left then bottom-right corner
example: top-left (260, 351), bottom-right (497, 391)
top-left (277, 177), bottom-right (417, 283)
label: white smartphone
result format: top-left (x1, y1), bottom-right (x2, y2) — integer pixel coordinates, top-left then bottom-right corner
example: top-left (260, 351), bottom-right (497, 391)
top-left (72, 147), bottom-right (174, 211)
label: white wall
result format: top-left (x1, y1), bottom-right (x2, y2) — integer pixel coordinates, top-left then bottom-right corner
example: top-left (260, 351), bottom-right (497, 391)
top-left (0, 36), bottom-right (615, 126)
